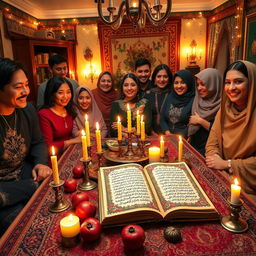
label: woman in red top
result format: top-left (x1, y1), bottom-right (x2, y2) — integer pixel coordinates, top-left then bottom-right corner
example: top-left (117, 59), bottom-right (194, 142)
top-left (38, 76), bottom-right (80, 155)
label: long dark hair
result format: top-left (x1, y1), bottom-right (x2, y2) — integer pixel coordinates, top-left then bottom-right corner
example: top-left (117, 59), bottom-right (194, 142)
top-left (120, 73), bottom-right (140, 102)
top-left (224, 61), bottom-right (248, 81)
top-left (43, 76), bottom-right (76, 118)
top-left (151, 64), bottom-right (173, 89)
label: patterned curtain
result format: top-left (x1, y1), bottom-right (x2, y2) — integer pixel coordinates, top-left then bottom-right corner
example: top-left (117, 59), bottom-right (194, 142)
top-left (207, 16), bottom-right (236, 67)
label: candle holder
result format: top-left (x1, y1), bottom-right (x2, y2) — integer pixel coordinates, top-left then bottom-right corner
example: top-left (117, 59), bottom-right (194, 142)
top-left (49, 180), bottom-right (70, 213)
top-left (61, 235), bottom-right (80, 248)
top-left (79, 158), bottom-right (97, 191)
top-left (96, 151), bottom-right (104, 169)
top-left (221, 198), bottom-right (248, 233)
top-left (140, 140), bottom-right (147, 157)
top-left (124, 132), bottom-right (136, 156)
top-left (118, 140), bottom-right (123, 157)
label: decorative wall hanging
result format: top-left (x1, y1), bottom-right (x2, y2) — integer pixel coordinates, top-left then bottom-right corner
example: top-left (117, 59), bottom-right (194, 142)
top-left (98, 19), bottom-right (180, 85)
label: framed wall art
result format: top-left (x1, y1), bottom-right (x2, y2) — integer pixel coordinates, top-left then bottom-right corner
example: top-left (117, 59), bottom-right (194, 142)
top-left (243, 12), bottom-right (256, 63)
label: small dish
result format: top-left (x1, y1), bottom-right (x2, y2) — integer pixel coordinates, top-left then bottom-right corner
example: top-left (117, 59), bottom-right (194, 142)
top-left (106, 140), bottom-right (119, 151)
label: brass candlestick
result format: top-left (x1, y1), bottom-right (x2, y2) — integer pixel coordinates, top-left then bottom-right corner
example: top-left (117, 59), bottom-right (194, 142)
top-left (140, 139), bottom-right (146, 157)
top-left (221, 198), bottom-right (248, 233)
top-left (118, 140), bottom-right (123, 157)
top-left (124, 132), bottom-right (136, 156)
top-left (96, 151), bottom-right (104, 169)
top-left (78, 157), bottom-right (97, 191)
top-left (49, 180), bottom-right (70, 213)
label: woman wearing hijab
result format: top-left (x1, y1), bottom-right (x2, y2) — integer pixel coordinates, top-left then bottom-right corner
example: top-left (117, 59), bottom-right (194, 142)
top-left (145, 64), bottom-right (173, 135)
top-left (188, 68), bottom-right (222, 156)
top-left (160, 69), bottom-right (195, 138)
top-left (206, 61), bottom-right (256, 200)
top-left (92, 72), bottom-right (120, 133)
top-left (73, 86), bottom-right (107, 138)
top-left (110, 73), bottom-right (152, 137)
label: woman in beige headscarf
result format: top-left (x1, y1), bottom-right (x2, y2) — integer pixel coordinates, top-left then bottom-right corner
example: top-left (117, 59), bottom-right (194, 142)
top-left (188, 68), bottom-right (222, 156)
top-left (206, 60), bottom-right (256, 200)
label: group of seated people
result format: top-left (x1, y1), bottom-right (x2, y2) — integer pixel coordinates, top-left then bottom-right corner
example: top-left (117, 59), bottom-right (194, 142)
top-left (0, 54), bottom-right (256, 236)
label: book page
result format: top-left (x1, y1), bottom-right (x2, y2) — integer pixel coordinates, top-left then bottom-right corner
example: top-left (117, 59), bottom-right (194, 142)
top-left (100, 164), bottom-right (160, 217)
top-left (144, 163), bottom-right (214, 213)
top-left (152, 165), bottom-right (199, 204)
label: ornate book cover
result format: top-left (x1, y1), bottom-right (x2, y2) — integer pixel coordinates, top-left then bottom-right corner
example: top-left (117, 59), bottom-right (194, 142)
top-left (98, 162), bottom-right (219, 226)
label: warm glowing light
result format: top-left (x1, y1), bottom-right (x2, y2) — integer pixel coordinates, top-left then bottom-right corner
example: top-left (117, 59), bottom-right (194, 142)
top-left (127, 104), bottom-right (130, 111)
top-left (132, 2), bottom-right (137, 7)
top-left (61, 30), bottom-right (65, 34)
top-left (161, 136), bottom-right (164, 142)
top-left (81, 129), bottom-right (86, 136)
top-left (118, 116), bottom-right (121, 122)
top-left (141, 115), bottom-right (144, 122)
top-left (96, 122), bottom-right (100, 130)
top-left (234, 178), bottom-right (239, 186)
top-left (51, 146), bottom-right (55, 156)
top-left (179, 136), bottom-right (182, 142)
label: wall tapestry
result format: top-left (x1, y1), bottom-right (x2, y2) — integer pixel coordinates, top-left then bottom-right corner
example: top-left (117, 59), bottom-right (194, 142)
top-left (98, 19), bottom-right (180, 85)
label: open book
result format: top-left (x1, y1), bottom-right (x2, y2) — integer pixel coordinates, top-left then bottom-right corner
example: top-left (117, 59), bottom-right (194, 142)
top-left (98, 162), bottom-right (219, 226)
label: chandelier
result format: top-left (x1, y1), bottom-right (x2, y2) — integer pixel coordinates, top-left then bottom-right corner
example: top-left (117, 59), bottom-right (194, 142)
top-left (94, 0), bottom-right (172, 30)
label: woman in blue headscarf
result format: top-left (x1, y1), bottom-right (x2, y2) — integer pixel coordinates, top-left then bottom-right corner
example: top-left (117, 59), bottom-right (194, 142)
top-left (160, 69), bottom-right (195, 138)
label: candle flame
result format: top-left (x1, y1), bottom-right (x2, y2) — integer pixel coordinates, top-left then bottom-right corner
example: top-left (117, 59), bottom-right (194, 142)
top-left (137, 110), bottom-right (139, 115)
top-left (179, 136), bottom-right (182, 142)
top-left (51, 146), bottom-right (55, 156)
top-left (160, 135), bottom-right (164, 142)
top-left (81, 129), bottom-right (86, 136)
top-left (68, 214), bottom-right (74, 221)
top-left (117, 116), bottom-right (120, 122)
top-left (132, 2), bottom-right (137, 7)
top-left (85, 114), bottom-right (88, 122)
top-left (127, 104), bottom-right (130, 111)
top-left (141, 115), bottom-right (144, 122)
top-left (234, 178), bottom-right (239, 186)
top-left (96, 122), bottom-right (99, 130)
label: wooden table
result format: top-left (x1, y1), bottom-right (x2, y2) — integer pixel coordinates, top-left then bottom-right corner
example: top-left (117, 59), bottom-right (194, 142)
top-left (1, 136), bottom-right (256, 256)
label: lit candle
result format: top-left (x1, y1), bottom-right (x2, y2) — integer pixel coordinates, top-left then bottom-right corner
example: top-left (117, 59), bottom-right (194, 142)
top-left (178, 136), bottom-right (183, 161)
top-left (60, 214), bottom-right (80, 238)
top-left (148, 147), bottom-right (160, 163)
top-left (95, 122), bottom-right (102, 153)
top-left (231, 178), bottom-right (241, 204)
top-left (81, 129), bottom-right (88, 161)
top-left (141, 115), bottom-right (145, 141)
top-left (117, 116), bottom-right (122, 141)
top-left (127, 104), bottom-right (132, 133)
top-left (136, 110), bottom-right (141, 135)
top-left (160, 136), bottom-right (164, 158)
top-left (85, 114), bottom-right (91, 147)
top-left (51, 146), bottom-right (59, 185)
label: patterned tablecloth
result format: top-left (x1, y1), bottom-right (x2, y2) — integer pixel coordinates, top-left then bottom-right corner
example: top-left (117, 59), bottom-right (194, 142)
top-left (0, 135), bottom-right (256, 256)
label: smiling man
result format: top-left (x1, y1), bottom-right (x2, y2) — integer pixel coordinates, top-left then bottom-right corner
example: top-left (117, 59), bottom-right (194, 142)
top-left (37, 54), bottom-right (79, 109)
top-left (134, 58), bottom-right (152, 98)
top-left (0, 58), bottom-right (51, 236)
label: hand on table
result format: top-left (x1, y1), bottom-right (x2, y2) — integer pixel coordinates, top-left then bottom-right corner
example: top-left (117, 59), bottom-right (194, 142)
top-left (32, 164), bottom-right (52, 182)
top-left (205, 154), bottom-right (228, 170)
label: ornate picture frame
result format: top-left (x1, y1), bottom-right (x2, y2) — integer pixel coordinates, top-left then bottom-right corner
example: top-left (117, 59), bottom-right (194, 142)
top-left (0, 27), bottom-right (3, 57)
top-left (98, 19), bottom-right (181, 85)
top-left (243, 12), bottom-right (256, 63)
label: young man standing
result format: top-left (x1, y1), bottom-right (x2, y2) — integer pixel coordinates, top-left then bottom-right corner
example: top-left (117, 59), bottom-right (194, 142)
top-left (134, 58), bottom-right (152, 98)
top-left (0, 58), bottom-right (51, 235)
top-left (37, 54), bottom-right (79, 109)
